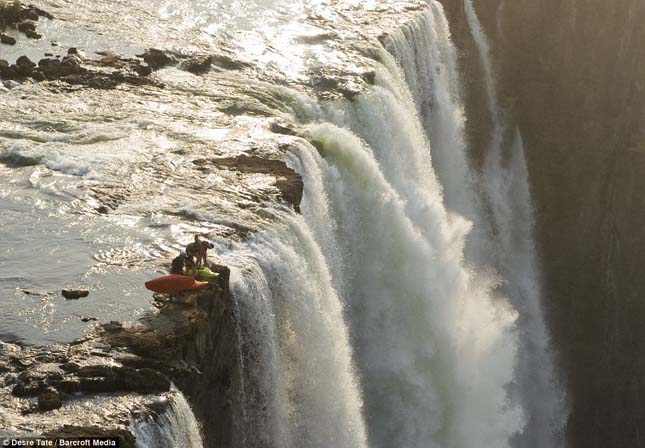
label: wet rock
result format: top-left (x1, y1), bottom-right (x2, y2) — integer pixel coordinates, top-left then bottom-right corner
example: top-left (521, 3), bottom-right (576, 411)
top-left (51, 378), bottom-right (81, 394)
top-left (133, 63), bottom-right (152, 77)
top-left (181, 55), bottom-right (212, 74)
top-left (59, 55), bottom-right (83, 73)
top-left (0, 59), bottom-right (8, 69)
top-left (210, 54), bottom-right (251, 71)
top-left (59, 362), bottom-right (80, 373)
top-left (77, 365), bottom-right (170, 394)
top-left (81, 316), bottom-right (98, 322)
top-left (194, 156), bottom-right (303, 212)
top-left (16, 55), bottom-right (35, 68)
top-left (78, 376), bottom-right (112, 393)
top-left (0, 34), bottom-right (16, 45)
top-left (12, 379), bottom-right (45, 397)
top-left (67, 47), bottom-right (79, 55)
top-left (104, 321), bottom-right (123, 332)
top-left (25, 30), bottom-right (41, 39)
top-left (294, 32), bottom-right (338, 45)
top-left (20, 9), bottom-right (39, 21)
top-left (62, 289), bottom-right (90, 299)
top-left (139, 48), bottom-right (176, 70)
top-left (38, 387), bottom-right (62, 412)
top-left (95, 205), bottom-right (109, 214)
top-left (270, 121), bottom-right (297, 136)
top-left (38, 58), bottom-right (56, 67)
top-left (17, 21), bottom-right (36, 33)
top-left (77, 365), bottom-right (118, 378)
top-left (4, 372), bottom-right (18, 386)
top-left (122, 367), bottom-right (170, 393)
top-left (31, 70), bottom-right (45, 81)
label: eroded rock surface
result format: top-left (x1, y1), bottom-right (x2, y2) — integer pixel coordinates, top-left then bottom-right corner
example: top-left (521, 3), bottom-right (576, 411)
top-left (1, 264), bottom-right (238, 447)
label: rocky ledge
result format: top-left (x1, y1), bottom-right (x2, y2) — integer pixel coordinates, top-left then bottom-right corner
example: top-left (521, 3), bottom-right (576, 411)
top-left (1, 263), bottom-right (240, 447)
top-left (0, 2), bottom-right (53, 42)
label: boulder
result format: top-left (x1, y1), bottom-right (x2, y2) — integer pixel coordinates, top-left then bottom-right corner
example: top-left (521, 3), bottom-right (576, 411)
top-left (20, 9), bottom-right (39, 21)
top-left (38, 58), bottom-right (56, 67)
top-left (25, 30), bottom-right (41, 39)
top-left (37, 387), bottom-right (62, 412)
top-left (139, 48), bottom-right (176, 70)
top-left (133, 64), bottom-right (152, 77)
top-left (270, 121), bottom-right (297, 136)
top-left (31, 70), bottom-right (45, 81)
top-left (17, 21), bottom-right (36, 33)
top-left (0, 34), bottom-right (16, 45)
top-left (59, 55), bottom-right (83, 73)
top-left (16, 56), bottom-right (36, 68)
top-left (62, 289), bottom-right (90, 299)
top-left (181, 55), bottom-right (212, 74)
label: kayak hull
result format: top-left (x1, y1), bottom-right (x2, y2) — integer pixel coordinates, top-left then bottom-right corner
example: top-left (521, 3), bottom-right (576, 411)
top-left (145, 274), bottom-right (209, 294)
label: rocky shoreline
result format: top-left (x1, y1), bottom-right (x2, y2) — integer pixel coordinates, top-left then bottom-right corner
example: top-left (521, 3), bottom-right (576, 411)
top-left (0, 264), bottom-right (239, 447)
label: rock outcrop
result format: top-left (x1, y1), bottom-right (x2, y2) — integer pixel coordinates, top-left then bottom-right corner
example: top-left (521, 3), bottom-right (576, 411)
top-left (0, 3), bottom-right (52, 41)
top-left (193, 156), bottom-right (304, 213)
top-left (1, 264), bottom-right (240, 448)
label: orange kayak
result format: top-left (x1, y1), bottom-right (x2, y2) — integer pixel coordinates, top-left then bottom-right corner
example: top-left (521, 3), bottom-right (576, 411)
top-left (145, 274), bottom-right (209, 294)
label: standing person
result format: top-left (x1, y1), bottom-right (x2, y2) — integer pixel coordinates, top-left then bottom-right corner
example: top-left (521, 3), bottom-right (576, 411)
top-left (198, 239), bottom-right (214, 267)
top-left (185, 235), bottom-right (200, 268)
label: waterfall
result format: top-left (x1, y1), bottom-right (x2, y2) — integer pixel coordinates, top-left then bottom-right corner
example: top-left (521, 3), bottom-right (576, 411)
top-left (196, 3), bottom-right (564, 447)
top-left (291, 124), bottom-right (522, 447)
top-left (379, 4), bottom-right (475, 221)
top-left (456, 2), bottom-right (566, 446)
top-left (225, 212), bottom-right (368, 448)
top-left (134, 390), bottom-right (204, 448)
top-left (278, 47), bottom-right (523, 445)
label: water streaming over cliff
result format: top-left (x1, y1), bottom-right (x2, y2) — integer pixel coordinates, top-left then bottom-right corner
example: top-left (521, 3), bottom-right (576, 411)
top-left (226, 212), bottom-right (368, 448)
top-left (133, 390), bottom-right (204, 448)
top-left (219, 2), bottom-right (566, 447)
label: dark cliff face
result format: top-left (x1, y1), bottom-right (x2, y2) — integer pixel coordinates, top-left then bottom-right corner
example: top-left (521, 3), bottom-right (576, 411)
top-left (103, 265), bottom-right (241, 448)
top-left (441, 1), bottom-right (645, 446)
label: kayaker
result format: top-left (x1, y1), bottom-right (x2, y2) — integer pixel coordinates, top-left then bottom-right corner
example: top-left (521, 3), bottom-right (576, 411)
top-left (198, 240), bottom-right (214, 267)
top-left (170, 252), bottom-right (187, 274)
top-left (186, 235), bottom-right (200, 267)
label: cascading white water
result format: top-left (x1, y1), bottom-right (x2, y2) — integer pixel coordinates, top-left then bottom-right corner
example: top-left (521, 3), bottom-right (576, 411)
top-left (294, 118), bottom-right (522, 448)
top-left (133, 390), bottom-right (204, 448)
top-left (205, 3), bottom-right (565, 448)
top-left (461, 2), bottom-right (566, 446)
top-left (282, 50), bottom-right (525, 444)
top-left (379, 4), bottom-right (476, 222)
top-left (224, 212), bottom-right (368, 448)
